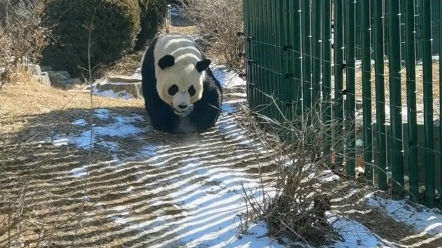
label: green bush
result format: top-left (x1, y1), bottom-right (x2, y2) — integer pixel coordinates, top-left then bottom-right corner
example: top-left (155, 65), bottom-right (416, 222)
top-left (134, 0), bottom-right (168, 51)
top-left (41, 0), bottom-right (141, 78)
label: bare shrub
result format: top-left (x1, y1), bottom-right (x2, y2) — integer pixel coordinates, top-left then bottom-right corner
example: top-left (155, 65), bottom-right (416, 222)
top-left (0, 0), bottom-right (50, 88)
top-left (235, 97), bottom-right (356, 247)
top-left (180, 0), bottom-right (244, 72)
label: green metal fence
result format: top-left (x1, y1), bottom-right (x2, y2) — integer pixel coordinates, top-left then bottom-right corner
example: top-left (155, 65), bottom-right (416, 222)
top-left (242, 0), bottom-right (442, 208)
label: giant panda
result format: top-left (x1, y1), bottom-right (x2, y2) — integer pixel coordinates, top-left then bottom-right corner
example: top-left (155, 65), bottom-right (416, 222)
top-left (141, 32), bottom-right (223, 134)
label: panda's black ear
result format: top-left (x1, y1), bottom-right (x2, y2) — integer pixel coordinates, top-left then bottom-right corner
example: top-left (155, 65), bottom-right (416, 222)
top-left (158, 55), bottom-right (175, 70)
top-left (196, 59), bottom-right (211, 73)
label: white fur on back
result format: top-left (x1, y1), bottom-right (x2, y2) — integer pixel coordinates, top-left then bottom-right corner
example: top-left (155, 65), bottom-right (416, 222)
top-left (153, 32), bottom-right (203, 79)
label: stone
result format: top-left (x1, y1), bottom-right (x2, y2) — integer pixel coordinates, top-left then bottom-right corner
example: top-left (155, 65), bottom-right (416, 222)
top-left (32, 71), bottom-right (51, 86)
top-left (31, 64), bottom-right (42, 76)
top-left (21, 64), bottom-right (42, 76)
top-left (97, 81), bottom-right (142, 99)
top-left (47, 70), bottom-right (71, 88)
top-left (107, 75), bottom-right (141, 83)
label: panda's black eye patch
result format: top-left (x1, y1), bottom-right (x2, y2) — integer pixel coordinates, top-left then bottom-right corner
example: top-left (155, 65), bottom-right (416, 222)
top-left (188, 85), bottom-right (196, 96)
top-left (168, 84), bottom-right (179, 96)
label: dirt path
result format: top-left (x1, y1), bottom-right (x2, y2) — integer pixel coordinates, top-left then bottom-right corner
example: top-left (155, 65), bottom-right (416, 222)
top-left (1, 76), bottom-right (284, 247)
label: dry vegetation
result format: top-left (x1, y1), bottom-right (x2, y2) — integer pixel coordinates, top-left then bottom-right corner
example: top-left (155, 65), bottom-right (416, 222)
top-left (352, 63), bottom-right (441, 111)
top-left (0, 78), bottom-right (145, 247)
top-left (236, 104), bottom-right (343, 246)
top-left (0, 0), bottom-right (50, 88)
top-left (234, 96), bottom-right (441, 247)
top-left (180, 0), bottom-right (244, 72)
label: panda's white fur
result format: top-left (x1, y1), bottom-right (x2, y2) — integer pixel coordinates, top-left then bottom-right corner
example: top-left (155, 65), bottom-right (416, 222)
top-left (153, 33), bottom-right (207, 114)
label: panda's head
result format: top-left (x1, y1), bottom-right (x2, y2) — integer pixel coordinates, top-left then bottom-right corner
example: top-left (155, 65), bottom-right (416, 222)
top-left (156, 54), bottom-right (211, 115)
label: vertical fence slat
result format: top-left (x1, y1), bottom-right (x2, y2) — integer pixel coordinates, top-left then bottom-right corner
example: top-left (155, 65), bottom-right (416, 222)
top-left (311, 0), bottom-right (322, 112)
top-left (277, 0), bottom-right (286, 123)
top-left (440, 0), bottom-right (442, 209)
top-left (264, 0), bottom-right (271, 117)
top-left (302, 0), bottom-right (312, 119)
top-left (405, 0), bottom-right (419, 202)
top-left (244, 0), bottom-right (253, 109)
top-left (270, 0), bottom-right (277, 120)
top-left (284, 1), bottom-right (294, 123)
top-left (333, 0), bottom-right (345, 169)
top-left (253, 1), bottom-right (264, 114)
top-left (291, 0), bottom-right (303, 119)
top-left (373, 0), bottom-right (387, 190)
top-left (345, 0), bottom-right (356, 177)
top-left (400, 0), bottom-right (407, 62)
top-left (362, 0), bottom-right (373, 182)
top-left (422, 0), bottom-right (435, 208)
top-left (388, 0), bottom-right (405, 196)
top-left (322, 0), bottom-right (332, 157)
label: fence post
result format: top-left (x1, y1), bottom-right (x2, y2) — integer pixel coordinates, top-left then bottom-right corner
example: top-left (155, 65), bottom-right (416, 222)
top-left (345, 0), bottom-right (356, 178)
top-left (361, 0), bottom-right (373, 183)
top-left (301, 0), bottom-right (312, 122)
top-left (333, 0), bottom-right (345, 169)
top-left (405, 0), bottom-right (419, 202)
top-left (373, 0), bottom-right (387, 190)
top-left (290, 0), bottom-right (303, 120)
top-left (439, 0), bottom-right (442, 209)
top-left (311, 0), bottom-right (322, 115)
top-left (387, 0), bottom-right (405, 196)
top-left (422, 0), bottom-right (435, 208)
top-left (322, 0), bottom-right (332, 158)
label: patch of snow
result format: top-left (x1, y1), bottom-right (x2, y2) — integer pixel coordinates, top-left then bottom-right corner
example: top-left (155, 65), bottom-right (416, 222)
top-left (222, 103), bottom-right (236, 114)
top-left (42, 135), bottom-right (70, 147)
top-left (92, 87), bottom-right (134, 100)
top-left (94, 108), bottom-right (110, 120)
top-left (52, 138), bottom-right (70, 147)
top-left (212, 65), bottom-right (246, 88)
top-left (71, 110), bottom-right (145, 149)
top-left (71, 166), bottom-right (87, 178)
top-left (366, 193), bottom-right (442, 237)
top-left (317, 170), bottom-right (340, 183)
top-left (328, 214), bottom-right (389, 248)
top-left (72, 119), bottom-right (88, 126)
top-left (141, 145), bottom-right (159, 157)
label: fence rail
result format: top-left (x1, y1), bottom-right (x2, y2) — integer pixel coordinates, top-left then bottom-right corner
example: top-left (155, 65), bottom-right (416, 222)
top-left (242, 0), bottom-right (442, 208)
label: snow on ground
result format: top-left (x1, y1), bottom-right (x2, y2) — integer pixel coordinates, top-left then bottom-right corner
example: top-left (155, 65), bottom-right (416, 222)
top-left (366, 193), bottom-right (442, 238)
top-left (43, 67), bottom-right (442, 247)
top-left (328, 216), bottom-right (388, 248)
top-left (211, 65), bottom-right (246, 89)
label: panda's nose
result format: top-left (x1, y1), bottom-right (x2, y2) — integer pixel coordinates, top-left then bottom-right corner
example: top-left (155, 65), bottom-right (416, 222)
top-left (178, 104), bottom-right (188, 109)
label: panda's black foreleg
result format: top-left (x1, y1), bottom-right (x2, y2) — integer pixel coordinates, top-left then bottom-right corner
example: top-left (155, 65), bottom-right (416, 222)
top-left (188, 86), bottom-right (222, 133)
top-left (145, 94), bottom-right (181, 134)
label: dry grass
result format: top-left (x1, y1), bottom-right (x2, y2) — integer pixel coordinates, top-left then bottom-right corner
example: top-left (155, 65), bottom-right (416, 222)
top-left (0, 0), bottom-right (50, 88)
top-left (181, 0), bottom-right (244, 72)
top-left (234, 99), bottom-right (345, 246)
top-left (0, 73), bottom-right (147, 247)
top-left (234, 92), bottom-right (441, 247)
top-left (0, 76), bottom-right (142, 135)
top-left (353, 63), bottom-right (441, 108)
top-left (164, 25), bottom-right (197, 35)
